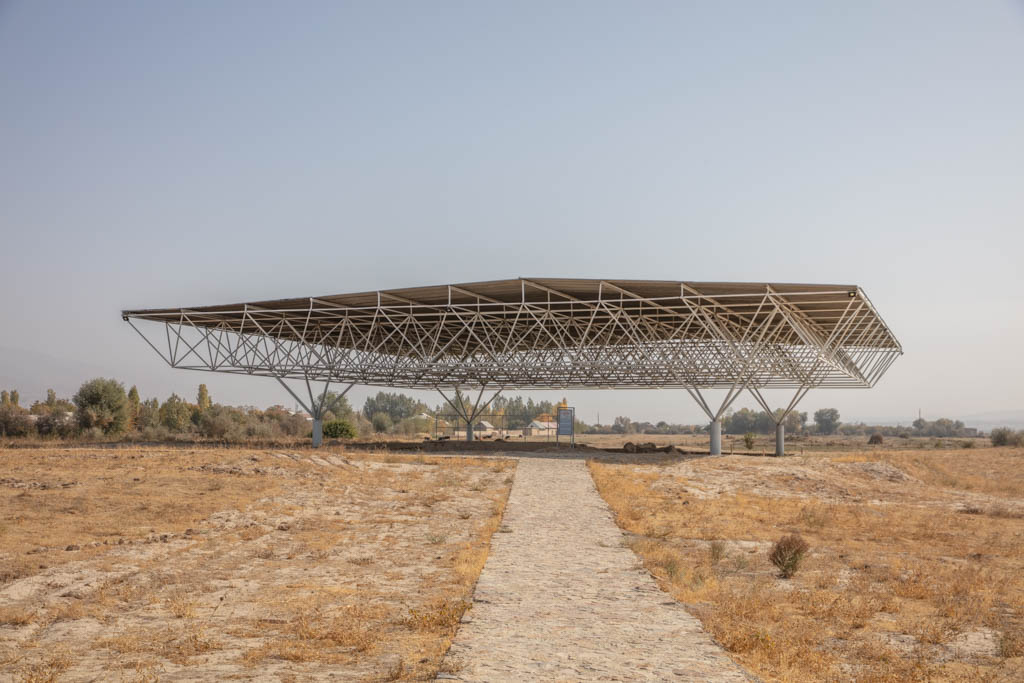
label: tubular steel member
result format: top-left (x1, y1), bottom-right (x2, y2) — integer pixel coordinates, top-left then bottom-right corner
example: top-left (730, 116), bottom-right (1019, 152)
top-left (272, 377), bottom-right (355, 448)
top-left (437, 386), bottom-right (504, 442)
top-left (747, 386), bottom-right (811, 457)
top-left (687, 385), bottom-right (746, 455)
top-left (121, 278), bottom-right (902, 448)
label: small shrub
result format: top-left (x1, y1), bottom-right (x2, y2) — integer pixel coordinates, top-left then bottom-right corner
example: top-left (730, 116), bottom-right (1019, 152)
top-left (868, 433), bottom-right (883, 445)
top-left (371, 412), bottom-right (393, 434)
top-left (140, 425), bottom-right (171, 441)
top-left (0, 405), bottom-right (35, 437)
top-left (709, 540), bottom-right (726, 565)
top-left (769, 534), bottom-right (809, 578)
top-left (322, 419), bottom-right (355, 439)
top-left (743, 432), bottom-right (755, 450)
top-left (660, 557), bottom-right (681, 580)
top-left (990, 427), bottom-right (1014, 447)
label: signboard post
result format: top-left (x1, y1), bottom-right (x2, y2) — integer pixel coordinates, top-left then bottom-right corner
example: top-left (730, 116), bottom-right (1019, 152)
top-left (556, 407), bottom-right (575, 447)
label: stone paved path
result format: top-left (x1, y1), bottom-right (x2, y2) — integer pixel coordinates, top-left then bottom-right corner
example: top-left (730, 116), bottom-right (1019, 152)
top-left (440, 456), bottom-right (752, 681)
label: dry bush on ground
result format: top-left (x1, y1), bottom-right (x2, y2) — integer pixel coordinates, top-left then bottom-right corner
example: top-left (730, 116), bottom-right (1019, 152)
top-left (768, 534), bottom-right (809, 578)
top-left (0, 447), bottom-right (514, 681)
top-left (590, 447), bottom-right (1024, 681)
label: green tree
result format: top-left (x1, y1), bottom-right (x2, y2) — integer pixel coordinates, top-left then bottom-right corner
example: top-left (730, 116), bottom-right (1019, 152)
top-left (137, 398), bottom-right (161, 429)
top-left (10, 390), bottom-right (18, 407)
top-left (783, 411), bottom-right (807, 433)
top-left (1, 391), bottom-right (8, 406)
top-left (321, 391), bottom-right (354, 421)
top-left (32, 390), bottom-right (73, 416)
top-left (362, 391), bottom-right (425, 423)
top-left (159, 394), bottom-right (194, 432)
top-left (127, 386), bottom-right (141, 426)
top-left (196, 384), bottom-right (211, 412)
top-left (196, 405), bottom-right (243, 439)
top-left (370, 412), bottom-right (393, 433)
top-left (611, 416), bottom-right (635, 434)
top-left (73, 378), bottom-right (130, 434)
top-left (813, 408), bottom-right (841, 435)
top-left (488, 395), bottom-right (556, 429)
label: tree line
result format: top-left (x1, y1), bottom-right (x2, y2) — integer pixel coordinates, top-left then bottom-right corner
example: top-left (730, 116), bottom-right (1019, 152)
top-left (0, 381), bottom-right (571, 441)
top-left (0, 379), bottom-right (1007, 443)
top-left (587, 408), bottom-right (986, 440)
top-left (0, 379), bottom-right (337, 441)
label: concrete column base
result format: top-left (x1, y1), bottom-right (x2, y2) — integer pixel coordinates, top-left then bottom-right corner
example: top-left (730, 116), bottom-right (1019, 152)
top-left (312, 418), bottom-right (323, 448)
top-left (710, 419), bottom-right (722, 455)
top-left (775, 423), bottom-right (785, 457)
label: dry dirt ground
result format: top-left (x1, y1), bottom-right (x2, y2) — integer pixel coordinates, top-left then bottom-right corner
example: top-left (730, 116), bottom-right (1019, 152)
top-left (590, 447), bottom-right (1024, 682)
top-left (0, 447), bottom-right (513, 682)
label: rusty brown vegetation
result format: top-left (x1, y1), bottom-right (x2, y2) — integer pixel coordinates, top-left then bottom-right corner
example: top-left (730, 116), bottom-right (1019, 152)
top-left (590, 447), bottom-right (1024, 682)
top-left (0, 446), bottom-right (513, 681)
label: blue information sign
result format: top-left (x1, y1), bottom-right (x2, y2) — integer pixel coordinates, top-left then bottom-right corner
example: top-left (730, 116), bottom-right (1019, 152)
top-left (557, 407), bottom-right (574, 436)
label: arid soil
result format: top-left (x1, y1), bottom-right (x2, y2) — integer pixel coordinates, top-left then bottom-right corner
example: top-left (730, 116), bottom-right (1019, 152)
top-left (590, 447), bottom-right (1024, 681)
top-left (0, 447), bottom-right (513, 681)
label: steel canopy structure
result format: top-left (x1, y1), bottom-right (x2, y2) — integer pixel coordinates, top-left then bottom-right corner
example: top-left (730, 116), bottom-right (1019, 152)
top-left (122, 278), bottom-right (901, 452)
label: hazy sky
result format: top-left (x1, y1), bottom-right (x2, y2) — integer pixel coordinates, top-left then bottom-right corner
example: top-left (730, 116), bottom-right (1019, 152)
top-left (2, 1), bottom-right (1023, 426)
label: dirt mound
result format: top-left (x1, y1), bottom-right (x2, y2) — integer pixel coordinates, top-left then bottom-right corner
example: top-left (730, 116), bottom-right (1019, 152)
top-left (623, 442), bottom-right (680, 454)
top-left (836, 461), bottom-right (917, 483)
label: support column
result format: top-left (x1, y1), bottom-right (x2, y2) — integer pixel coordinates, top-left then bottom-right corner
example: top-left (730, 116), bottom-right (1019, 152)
top-left (275, 377), bottom-right (355, 450)
top-left (312, 418), bottom-right (323, 448)
top-left (437, 385), bottom-right (504, 444)
top-left (748, 386), bottom-right (808, 459)
top-left (710, 419), bottom-right (722, 455)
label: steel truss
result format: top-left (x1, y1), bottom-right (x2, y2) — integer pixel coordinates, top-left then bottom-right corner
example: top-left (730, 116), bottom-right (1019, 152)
top-left (122, 278), bottom-right (901, 450)
top-left (436, 386), bottom-right (505, 441)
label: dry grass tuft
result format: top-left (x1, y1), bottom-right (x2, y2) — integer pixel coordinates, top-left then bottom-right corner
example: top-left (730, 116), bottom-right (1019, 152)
top-left (13, 652), bottom-right (71, 683)
top-left (165, 590), bottom-right (197, 619)
top-left (404, 598), bottom-right (470, 631)
top-left (0, 607), bottom-right (35, 626)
